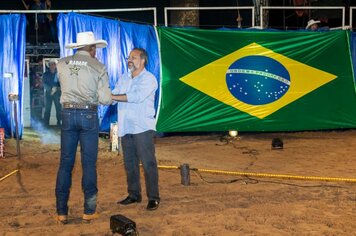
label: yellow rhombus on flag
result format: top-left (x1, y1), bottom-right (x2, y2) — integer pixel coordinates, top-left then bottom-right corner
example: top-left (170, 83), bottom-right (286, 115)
top-left (180, 43), bottom-right (337, 119)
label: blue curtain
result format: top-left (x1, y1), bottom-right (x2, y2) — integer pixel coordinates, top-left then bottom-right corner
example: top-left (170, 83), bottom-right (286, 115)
top-left (351, 32), bottom-right (356, 82)
top-left (118, 21), bottom-right (160, 108)
top-left (0, 14), bottom-right (26, 138)
top-left (57, 13), bottom-right (160, 132)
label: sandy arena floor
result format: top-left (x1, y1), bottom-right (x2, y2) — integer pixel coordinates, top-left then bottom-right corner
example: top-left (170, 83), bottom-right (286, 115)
top-left (0, 128), bottom-right (356, 235)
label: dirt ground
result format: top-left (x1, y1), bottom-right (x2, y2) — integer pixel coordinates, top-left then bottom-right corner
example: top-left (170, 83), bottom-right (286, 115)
top-left (1, 128), bottom-right (356, 235)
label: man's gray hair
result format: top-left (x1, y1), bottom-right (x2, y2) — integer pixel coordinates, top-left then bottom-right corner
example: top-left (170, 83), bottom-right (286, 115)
top-left (133, 48), bottom-right (148, 66)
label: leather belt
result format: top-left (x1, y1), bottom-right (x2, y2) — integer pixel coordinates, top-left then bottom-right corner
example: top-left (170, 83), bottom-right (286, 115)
top-left (63, 102), bottom-right (97, 110)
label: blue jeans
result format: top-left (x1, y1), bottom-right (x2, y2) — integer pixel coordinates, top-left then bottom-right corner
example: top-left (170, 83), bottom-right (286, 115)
top-left (55, 109), bottom-right (99, 215)
top-left (121, 130), bottom-right (160, 201)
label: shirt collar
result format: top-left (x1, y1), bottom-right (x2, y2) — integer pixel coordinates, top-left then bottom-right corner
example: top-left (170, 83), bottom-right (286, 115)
top-left (130, 68), bottom-right (147, 79)
top-left (75, 50), bottom-right (91, 57)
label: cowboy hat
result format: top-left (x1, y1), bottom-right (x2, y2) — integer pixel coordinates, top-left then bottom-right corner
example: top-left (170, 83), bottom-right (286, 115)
top-left (48, 58), bottom-right (57, 65)
top-left (65, 31), bottom-right (108, 49)
top-left (306, 19), bottom-right (320, 29)
top-left (45, 58), bottom-right (58, 67)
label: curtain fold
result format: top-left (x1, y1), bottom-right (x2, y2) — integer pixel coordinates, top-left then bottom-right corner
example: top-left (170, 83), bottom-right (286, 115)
top-left (0, 14), bottom-right (26, 138)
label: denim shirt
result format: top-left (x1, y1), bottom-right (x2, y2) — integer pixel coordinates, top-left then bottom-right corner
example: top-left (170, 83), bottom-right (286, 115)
top-left (112, 68), bottom-right (158, 137)
top-left (43, 70), bottom-right (60, 91)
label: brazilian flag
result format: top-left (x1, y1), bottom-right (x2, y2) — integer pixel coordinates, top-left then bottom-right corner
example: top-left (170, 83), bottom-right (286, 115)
top-left (156, 27), bottom-right (356, 132)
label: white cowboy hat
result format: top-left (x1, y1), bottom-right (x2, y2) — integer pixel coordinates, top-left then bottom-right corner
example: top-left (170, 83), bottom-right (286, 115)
top-left (45, 58), bottom-right (58, 67)
top-left (65, 31), bottom-right (108, 49)
top-left (306, 19), bottom-right (320, 29)
top-left (48, 58), bottom-right (57, 65)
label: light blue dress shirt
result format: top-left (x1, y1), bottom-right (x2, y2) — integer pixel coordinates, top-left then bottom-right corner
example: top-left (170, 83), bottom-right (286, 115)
top-left (112, 68), bottom-right (158, 137)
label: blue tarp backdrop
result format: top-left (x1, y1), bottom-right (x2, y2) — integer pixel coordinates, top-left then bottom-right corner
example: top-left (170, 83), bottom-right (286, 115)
top-left (57, 13), bottom-right (160, 133)
top-left (0, 14), bottom-right (26, 138)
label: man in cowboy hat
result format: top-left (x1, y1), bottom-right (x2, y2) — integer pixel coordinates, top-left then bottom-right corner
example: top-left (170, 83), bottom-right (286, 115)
top-left (55, 31), bottom-right (112, 224)
top-left (306, 19), bottom-right (320, 31)
top-left (43, 59), bottom-right (61, 126)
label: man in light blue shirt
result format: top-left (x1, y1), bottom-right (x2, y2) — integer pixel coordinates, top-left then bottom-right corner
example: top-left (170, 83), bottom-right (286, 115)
top-left (112, 48), bottom-right (160, 210)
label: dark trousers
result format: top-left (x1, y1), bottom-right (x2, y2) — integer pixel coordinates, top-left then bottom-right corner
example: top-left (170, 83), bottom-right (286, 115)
top-left (55, 109), bottom-right (99, 215)
top-left (43, 90), bottom-right (61, 125)
top-left (121, 130), bottom-right (160, 201)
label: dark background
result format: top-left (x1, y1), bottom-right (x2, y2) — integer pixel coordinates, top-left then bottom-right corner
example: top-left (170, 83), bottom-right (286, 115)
top-left (0, 0), bottom-right (255, 27)
top-left (0, 1), bottom-right (352, 29)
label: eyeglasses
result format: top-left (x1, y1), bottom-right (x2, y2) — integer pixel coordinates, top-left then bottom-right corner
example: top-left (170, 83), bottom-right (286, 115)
top-left (126, 56), bottom-right (140, 61)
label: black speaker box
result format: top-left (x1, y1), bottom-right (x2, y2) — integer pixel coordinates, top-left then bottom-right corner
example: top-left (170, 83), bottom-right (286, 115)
top-left (110, 214), bottom-right (138, 235)
top-left (272, 138), bottom-right (283, 149)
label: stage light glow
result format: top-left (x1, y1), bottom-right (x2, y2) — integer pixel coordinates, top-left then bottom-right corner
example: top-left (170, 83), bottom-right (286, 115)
top-left (228, 130), bottom-right (238, 137)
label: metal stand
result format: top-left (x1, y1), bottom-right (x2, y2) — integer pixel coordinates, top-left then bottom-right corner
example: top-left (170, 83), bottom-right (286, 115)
top-left (9, 94), bottom-right (26, 193)
top-left (9, 94), bottom-right (21, 159)
top-left (13, 100), bottom-right (21, 159)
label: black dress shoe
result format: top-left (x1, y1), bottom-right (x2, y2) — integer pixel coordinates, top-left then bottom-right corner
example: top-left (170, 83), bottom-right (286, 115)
top-left (117, 196), bottom-right (142, 205)
top-left (146, 200), bottom-right (159, 210)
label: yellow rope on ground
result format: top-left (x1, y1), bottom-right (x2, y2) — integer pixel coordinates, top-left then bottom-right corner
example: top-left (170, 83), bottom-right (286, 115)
top-left (157, 165), bottom-right (356, 183)
top-left (0, 169), bottom-right (19, 182)
top-left (157, 165), bottom-right (179, 170)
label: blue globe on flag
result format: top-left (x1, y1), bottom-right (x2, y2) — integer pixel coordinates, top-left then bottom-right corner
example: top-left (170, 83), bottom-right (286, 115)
top-left (226, 55), bottom-right (291, 105)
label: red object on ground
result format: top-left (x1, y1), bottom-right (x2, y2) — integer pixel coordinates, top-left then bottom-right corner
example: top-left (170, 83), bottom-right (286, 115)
top-left (0, 128), bottom-right (4, 158)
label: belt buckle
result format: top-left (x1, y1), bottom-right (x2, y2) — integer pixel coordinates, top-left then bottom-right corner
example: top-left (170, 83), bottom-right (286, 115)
top-left (69, 104), bottom-right (74, 108)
